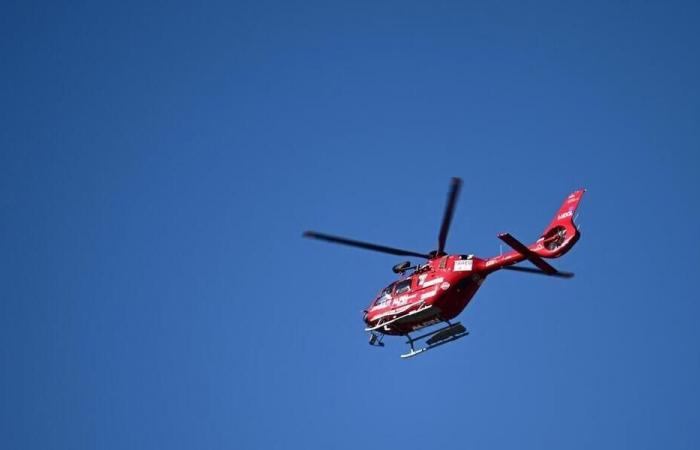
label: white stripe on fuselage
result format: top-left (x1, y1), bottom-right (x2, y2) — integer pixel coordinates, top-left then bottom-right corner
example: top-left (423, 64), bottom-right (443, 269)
top-left (420, 277), bottom-right (443, 288)
top-left (420, 289), bottom-right (437, 300)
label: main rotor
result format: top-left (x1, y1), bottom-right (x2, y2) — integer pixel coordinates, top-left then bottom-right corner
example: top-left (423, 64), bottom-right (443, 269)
top-left (303, 177), bottom-right (463, 261)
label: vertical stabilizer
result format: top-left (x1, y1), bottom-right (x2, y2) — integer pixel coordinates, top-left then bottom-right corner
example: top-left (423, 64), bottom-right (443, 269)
top-left (533, 189), bottom-right (586, 258)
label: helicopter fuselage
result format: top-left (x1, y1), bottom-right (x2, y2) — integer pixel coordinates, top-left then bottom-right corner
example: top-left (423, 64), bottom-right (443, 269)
top-left (364, 255), bottom-right (490, 335)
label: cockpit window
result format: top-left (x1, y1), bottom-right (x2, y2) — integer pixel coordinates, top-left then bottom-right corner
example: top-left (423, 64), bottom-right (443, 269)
top-left (395, 279), bottom-right (412, 295)
top-left (374, 283), bottom-right (395, 307)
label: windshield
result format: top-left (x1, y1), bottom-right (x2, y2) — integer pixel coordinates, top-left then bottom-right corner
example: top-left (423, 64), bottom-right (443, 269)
top-left (373, 283), bottom-right (395, 307)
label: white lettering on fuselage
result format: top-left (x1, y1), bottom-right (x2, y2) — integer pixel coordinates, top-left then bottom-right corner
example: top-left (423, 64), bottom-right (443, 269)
top-left (392, 294), bottom-right (416, 307)
top-left (453, 260), bottom-right (473, 271)
top-left (411, 318), bottom-right (441, 331)
top-left (557, 211), bottom-right (573, 220)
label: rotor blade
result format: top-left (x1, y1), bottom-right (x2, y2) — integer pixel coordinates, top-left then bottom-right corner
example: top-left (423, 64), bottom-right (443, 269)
top-left (502, 265), bottom-right (575, 278)
top-left (437, 177), bottom-right (463, 254)
top-left (303, 231), bottom-right (431, 259)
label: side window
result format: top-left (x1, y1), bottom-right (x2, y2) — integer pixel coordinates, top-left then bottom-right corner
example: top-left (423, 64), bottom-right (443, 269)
top-left (394, 279), bottom-right (412, 295)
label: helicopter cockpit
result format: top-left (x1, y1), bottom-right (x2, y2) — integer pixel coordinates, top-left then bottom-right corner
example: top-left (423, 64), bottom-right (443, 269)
top-left (371, 278), bottom-right (415, 309)
top-left (373, 282), bottom-right (395, 308)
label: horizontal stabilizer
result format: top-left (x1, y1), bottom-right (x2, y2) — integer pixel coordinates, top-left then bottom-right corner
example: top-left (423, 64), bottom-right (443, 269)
top-left (498, 232), bottom-right (558, 275)
top-left (502, 265), bottom-right (574, 278)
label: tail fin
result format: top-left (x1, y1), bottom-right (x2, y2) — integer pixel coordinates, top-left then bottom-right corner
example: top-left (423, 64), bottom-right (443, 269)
top-left (533, 189), bottom-right (586, 258)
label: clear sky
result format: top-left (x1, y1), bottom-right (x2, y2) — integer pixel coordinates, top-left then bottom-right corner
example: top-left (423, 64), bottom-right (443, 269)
top-left (2, 1), bottom-right (700, 449)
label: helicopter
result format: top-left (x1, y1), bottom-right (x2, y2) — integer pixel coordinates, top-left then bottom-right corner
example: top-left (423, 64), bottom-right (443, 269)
top-left (304, 178), bottom-right (586, 358)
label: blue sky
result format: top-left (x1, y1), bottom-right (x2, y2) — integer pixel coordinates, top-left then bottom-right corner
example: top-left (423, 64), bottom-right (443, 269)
top-left (2, 1), bottom-right (700, 449)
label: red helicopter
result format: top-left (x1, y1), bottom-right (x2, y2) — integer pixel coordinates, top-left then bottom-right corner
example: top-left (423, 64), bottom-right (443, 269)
top-left (304, 178), bottom-right (586, 358)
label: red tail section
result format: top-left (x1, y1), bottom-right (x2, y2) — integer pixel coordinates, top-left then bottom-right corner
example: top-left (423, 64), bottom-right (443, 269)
top-left (532, 189), bottom-right (586, 258)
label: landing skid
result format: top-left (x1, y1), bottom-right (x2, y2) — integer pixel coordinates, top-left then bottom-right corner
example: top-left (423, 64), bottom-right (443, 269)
top-left (400, 322), bottom-right (469, 359)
